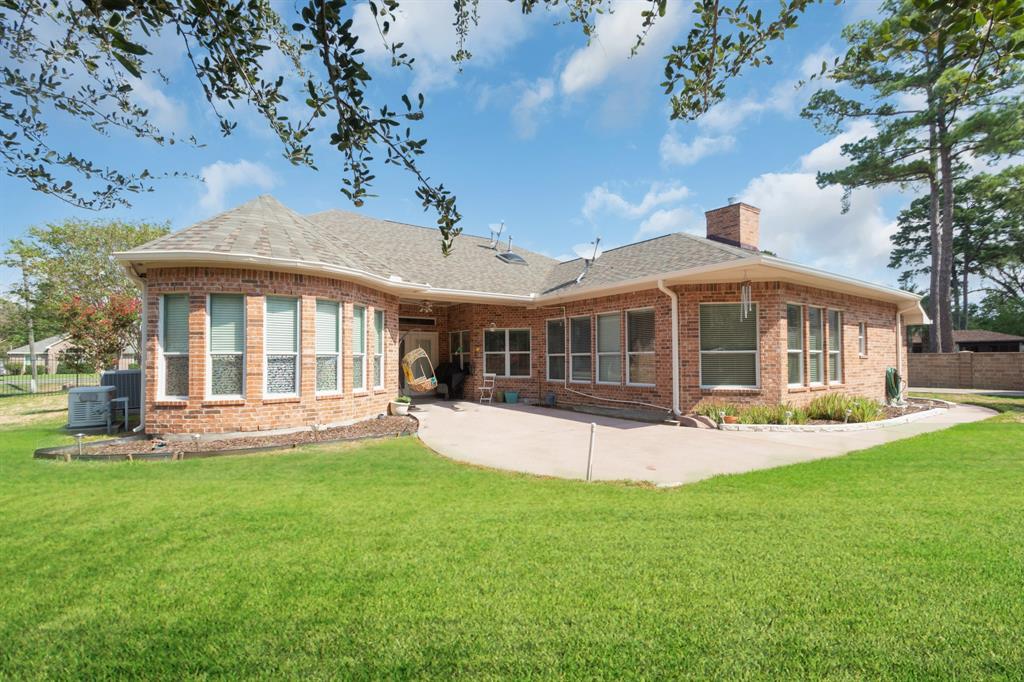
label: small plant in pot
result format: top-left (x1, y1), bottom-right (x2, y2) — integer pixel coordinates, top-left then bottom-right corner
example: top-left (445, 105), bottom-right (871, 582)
top-left (391, 395), bottom-right (412, 415)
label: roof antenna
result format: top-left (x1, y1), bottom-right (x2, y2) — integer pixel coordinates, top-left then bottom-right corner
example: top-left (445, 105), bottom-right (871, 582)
top-left (487, 221), bottom-right (505, 249)
top-left (574, 237), bottom-right (602, 284)
top-left (507, 234), bottom-right (513, 253)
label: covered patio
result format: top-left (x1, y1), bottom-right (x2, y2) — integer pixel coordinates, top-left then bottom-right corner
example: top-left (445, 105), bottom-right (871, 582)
top-left (414, 400), bottom-right (993, 486)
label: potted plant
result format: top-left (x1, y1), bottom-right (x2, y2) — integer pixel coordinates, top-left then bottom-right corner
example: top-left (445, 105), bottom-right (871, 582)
top-left (390, 395), bottom-right (412, 416)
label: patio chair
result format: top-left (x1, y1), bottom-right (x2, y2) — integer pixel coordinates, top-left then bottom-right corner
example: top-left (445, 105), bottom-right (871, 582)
top-left (478, 373), bottom-right (496, 404)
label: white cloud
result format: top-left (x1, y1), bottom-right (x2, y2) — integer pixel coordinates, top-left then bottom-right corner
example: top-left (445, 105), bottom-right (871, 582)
top-left (636, 206), bottom-right (699, 239)
top-left (582, 181), bottom-right (691, 221)
top-left (352, 1), bottom-right (531, 93)
top-left (511, 78), bottom-right (555, 138)
top-left (799, 119), bottom-right (877, 173)
top-left (199, 160), bottom-right (275, 213)
top-left (132, 78), bottom-right (188, 132)
top-left (659, 130), bottom-right (736, 166)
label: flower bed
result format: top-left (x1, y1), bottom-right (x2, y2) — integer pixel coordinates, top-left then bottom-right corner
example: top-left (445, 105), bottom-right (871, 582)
top-left (692, 394), bottom-right (936, 428)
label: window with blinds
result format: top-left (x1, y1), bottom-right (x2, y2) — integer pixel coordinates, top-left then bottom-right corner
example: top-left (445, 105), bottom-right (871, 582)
top-left (787, 304), bottom-right (803, 386)
top-left (808, 306), bottom-right (824, 384)
top-left (570, 316), bottom-right (591, 382)
top-left (161, 294), bottom-right (189, 398)
top-left (484, 328), bottom-right (530, 377)
top-left (265, 296), bottom-right (299, 396)
top-left (546, 319), bottom-right (565, 381)
top-left (352, 305), bottom-right (366, 390)
top-left (828, 309), bottom-right (842, 383)
top-left (858, 322), bottom-right (868, 356)
top-left (699, 303), bottom-right (758, 387)
top-left (627, 308), bottom-right (655, 385)
top-left (449, 330), bottom-right (470, 370)
top-left (596, 312), bottom-right (621, 384)
top-left (373, 309), bottom-right (385, 388)
top-left (208, 293), bottom-right (245, 397)
top-left (316, 300), bottom-right (341, 393)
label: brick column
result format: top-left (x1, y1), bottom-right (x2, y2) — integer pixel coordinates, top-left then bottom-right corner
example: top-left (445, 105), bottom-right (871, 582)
top-left (245, 294), bottom-right (263, 401)
top-left (300, 295), bottom-right (317, 400)
top-left (188, 293), bottom-right (206, 402)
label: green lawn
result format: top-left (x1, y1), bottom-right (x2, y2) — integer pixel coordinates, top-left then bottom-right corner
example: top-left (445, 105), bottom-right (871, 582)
top-left (1, 397), bottom-right (1023, 679)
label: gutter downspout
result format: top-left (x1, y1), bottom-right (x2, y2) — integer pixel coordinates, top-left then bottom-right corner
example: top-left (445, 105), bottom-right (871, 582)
top-left (133, 281), bottom-right (147, 433)
top-left (656, 279), bottom-right (681, 418)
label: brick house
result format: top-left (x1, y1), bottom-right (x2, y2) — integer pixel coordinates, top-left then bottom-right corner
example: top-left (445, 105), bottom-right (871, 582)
top-left (114, 195), bottom-right (927, 435)
top-left (5, 334), bottom-right (136, 373)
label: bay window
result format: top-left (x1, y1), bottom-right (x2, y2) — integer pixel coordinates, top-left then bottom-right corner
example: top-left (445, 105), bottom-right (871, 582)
top-left (265, 296), bottom-right (300, 396)
top-left (570, 316), bottom-right (592, 382)
top-left (160, 293), bottom-right (189, 398)
top-left (828, 309), bottom-right (842, 383)
top-left (596, 312), bottom-right (621, 384)
top-left (786, 304), bottom-right (803, 386)
top-left (484, 328), bottom-right (531, 377)
top-left (352, 305), bottom-right (366, 391)
top-left (546, 319), bottom-right (565, 381)
top-left (699, 303), bottom-right (758, 388)
top-left (626, 308), bottom-right (655, 385)
top-left (208, 293), bottom-right (245, 397)
top-left (315, 300), bottom-right (341, 393)
top-left (808, 306), bottom-right (824, 384)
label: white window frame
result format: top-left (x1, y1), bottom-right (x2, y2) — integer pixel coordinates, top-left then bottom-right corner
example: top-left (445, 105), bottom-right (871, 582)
top-left (352, 304), bottom-right (367, 393)
top-left (449, 330), bottom-right (471, 368)
top-left (158, 293), bottom-right (189, 400)
top-left (206, 293), bottom-right (246, 400)
top-left (786, 303), bottom-right (804, 387)
top-left (545, 318), bottom-right (566, 382)
top-left (625, 307), bottom-right (656, 387)
top-left (315, 299), bottom-right (342, 396)
top-left (569, 315), bottom-right (592, 384)
top-left (698, 302), bottom-right (760, 389)
top-left (482, 327), bottom-right (532, 378)
top-left (263, 296), bottom-right (300, 398)
top-left (808, 306), bottom-right (824, 385)
top-left (828, 309), bottom-right (843, 384)
top-left (373, 308), bottom-right (385, 389)
top-left (596, 311), bottom-right (622, 385)
top-left (858, 322), bottom-right (868, 356)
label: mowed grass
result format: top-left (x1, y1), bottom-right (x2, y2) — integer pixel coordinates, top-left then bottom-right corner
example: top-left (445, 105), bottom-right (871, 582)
top-left (1, 397), bottom-right (1023, 679)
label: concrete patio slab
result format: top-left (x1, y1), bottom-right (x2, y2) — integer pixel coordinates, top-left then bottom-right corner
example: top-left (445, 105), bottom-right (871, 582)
top-left (414, 400), bottom-right (995, 486)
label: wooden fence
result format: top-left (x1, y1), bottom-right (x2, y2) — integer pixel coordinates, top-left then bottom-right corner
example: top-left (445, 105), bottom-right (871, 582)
top-left (908, 352), bottom-right (1023, 390)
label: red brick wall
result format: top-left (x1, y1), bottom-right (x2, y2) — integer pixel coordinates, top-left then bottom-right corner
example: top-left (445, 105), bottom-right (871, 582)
top-left (909, 352), bottom-right (1023, 390)
top-left (144, 267), bottom-right (399, 434)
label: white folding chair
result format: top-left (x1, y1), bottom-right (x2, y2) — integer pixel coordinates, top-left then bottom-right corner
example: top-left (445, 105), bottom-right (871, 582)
top-left (478, 373), bottom-right (496, 404)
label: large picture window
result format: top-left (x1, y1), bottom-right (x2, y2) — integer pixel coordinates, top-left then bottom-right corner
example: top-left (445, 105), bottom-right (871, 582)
top-left (546, 319), bottom-right (565, 381)
top-left (484, 328), bottom-right (530, 377)
top-left (208, 293), bottom-right (245, 397)
top-left (596, 312), bottom-right (621, 384)
top-left (161, 294), bottom-right (189, 398)
top-left (352, 305), bottom-right (367, 391)
top-left (373, 309), bottom-right (385, 389)
top-left (570, 316), bottom-right (592, 382)
top-left (316, 300), bottom-right (341, 393)
top-left (699, 303), bottom-right (758, 388)
top-left (449, 330), bottom-right (470, 369)
top-left (626, 308), bottom-right (655, 385)
top-left (265, 296), bottom-right (299, 396)
top-left (787, 304), bottom-right (803, 386)
top-left (828, 309), bottom-right (842, 383)
top-left (808, 306), bottom-right (824, 384)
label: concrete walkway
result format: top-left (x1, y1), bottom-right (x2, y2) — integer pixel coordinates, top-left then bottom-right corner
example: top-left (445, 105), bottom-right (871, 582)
top-left (414, 400), bottom-right (994, 486)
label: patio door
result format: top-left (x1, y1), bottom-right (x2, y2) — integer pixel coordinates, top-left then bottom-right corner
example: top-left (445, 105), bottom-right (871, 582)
top-left (400, 331), bottom-right (438, 395)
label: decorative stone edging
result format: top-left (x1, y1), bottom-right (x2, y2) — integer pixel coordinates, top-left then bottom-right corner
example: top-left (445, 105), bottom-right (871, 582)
top-left (34, 416), bottom-right (419, 462)
top-left (718, 407), bottom-right (947, 432)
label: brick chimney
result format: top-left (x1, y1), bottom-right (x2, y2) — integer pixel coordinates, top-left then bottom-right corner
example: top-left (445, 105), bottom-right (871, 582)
top-left (705, 199), bottom-right (760, 251)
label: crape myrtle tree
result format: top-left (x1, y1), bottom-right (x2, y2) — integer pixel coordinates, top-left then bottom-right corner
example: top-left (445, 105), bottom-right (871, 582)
top-left (889, 166), bottom-right (1024, 331)
top-left (1, 0), bottom-right (821, 256)
top-left (802, 0), bottom-right (1024, 352)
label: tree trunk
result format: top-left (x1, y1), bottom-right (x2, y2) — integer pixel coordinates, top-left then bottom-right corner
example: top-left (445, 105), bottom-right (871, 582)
top-left (937, 137), bottom-right (956, 352)
top-left (23, 267), bottom-right (38, 394)
top-left (927, 176), bottom-right (941, 352)
top-left (961, 258), bottom-right (969, 329)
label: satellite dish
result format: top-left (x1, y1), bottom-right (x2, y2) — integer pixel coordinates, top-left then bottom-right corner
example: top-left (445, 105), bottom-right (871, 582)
top-left (572, 238), bottom-right (603, 261)
top-left (488, 221), bottom-right (505, 249)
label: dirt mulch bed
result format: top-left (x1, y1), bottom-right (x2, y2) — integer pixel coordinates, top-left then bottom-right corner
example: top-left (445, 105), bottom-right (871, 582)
top-left (86, 416), bottom-right (418, 456)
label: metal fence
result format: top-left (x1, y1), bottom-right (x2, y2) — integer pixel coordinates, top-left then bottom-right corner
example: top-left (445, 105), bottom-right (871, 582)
top-left (0, 373), bottom-right (100, 398)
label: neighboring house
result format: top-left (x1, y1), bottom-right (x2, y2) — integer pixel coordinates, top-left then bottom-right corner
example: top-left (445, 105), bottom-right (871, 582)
top-left (910, 329), bottom-right (1024, 353)
top-left (5, 334), bottom-right (137, 373)
top-left (114, 195), bottom-right (927, 435)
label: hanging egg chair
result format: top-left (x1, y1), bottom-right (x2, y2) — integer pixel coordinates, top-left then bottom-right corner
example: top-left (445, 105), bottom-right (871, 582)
top-left (401, 347), bottom-right (437, 392)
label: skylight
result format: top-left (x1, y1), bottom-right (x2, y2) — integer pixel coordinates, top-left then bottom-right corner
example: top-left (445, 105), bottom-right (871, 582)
top-left (496, 252), bottom-right (526, 265)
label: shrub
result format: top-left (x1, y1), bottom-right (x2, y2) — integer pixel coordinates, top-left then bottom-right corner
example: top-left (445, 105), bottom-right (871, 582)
top-left (807, 393), bottom-right (885, 423)
top-left (737, 403), bottom-right (808, 425)
top-left (693, 401), bottom-right (739, 420)
top-left (394, 395), bottom-right (412, 404)
top-left (848, 397), bottom-right (884, 423)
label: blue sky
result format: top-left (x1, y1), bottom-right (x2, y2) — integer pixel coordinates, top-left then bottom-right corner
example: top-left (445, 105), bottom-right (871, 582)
top-left (2, 0), bottom-right (915, 292)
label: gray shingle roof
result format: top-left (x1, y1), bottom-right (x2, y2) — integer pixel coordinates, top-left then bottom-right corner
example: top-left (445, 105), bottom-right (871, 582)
top-left (122, 195), bottom-right (757, 297)
top-left (7, 335), bottom-right (66, 355)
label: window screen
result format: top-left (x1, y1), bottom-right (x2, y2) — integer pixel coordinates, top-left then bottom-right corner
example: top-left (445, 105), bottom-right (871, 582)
top-left (787, 304), bottom-right (803, 386)
top-left (209, 294), bottom-right (245, 396)
top-left (699, 303), bottom-right (757, 387)
top-left (626, 308), bottom-right (655, 385)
